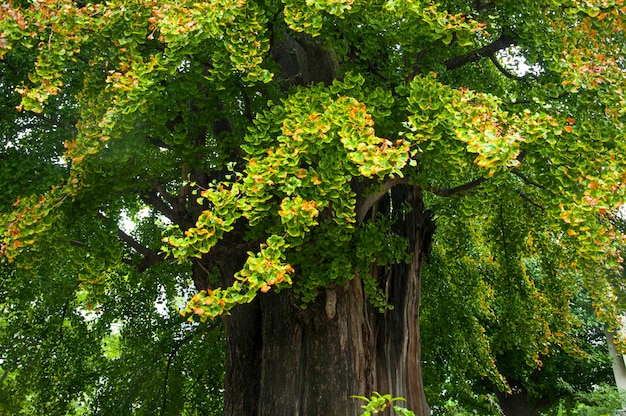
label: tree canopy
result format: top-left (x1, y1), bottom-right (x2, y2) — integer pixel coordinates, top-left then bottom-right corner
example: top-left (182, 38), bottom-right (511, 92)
top-left (1, 0), bottom-right (626, 415)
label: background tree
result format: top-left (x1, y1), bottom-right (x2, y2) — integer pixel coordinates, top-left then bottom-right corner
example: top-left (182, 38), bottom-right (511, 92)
top-left (1, 1), bottom-right (626, 415)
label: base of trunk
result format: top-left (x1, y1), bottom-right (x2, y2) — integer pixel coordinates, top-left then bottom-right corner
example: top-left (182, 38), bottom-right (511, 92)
top-left (223, 185), bottom-right (432, 416)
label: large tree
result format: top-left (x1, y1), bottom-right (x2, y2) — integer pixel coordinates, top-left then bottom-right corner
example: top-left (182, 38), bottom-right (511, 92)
top-left (1, 0), bottom-right (626, 415)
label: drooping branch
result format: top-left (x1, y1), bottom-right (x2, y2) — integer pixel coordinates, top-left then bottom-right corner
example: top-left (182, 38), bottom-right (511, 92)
top-left (444, 34), bottom-right (516, 70)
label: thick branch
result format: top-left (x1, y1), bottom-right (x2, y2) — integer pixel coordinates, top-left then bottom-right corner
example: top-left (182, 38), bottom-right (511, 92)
top-left (141, 189), bottom-right (180, 225)
top-left (356, 177), bottom-right (408, 225)
top-left (117, 228), bottom-right (165, 272)
top-left (444, 34), bottom-right (516, 70)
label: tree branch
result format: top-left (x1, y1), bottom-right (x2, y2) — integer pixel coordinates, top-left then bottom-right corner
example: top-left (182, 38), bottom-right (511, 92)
top-left (430, 176), bottom-right (489, 197)
top-left (357, 177), bottom-right (408, 225)
top-left (26, 111), bottom-right (74, 130)
top-left (444, 34), bottom-right (516, 70)
top-left (504, 92), bottom-right (570, 106)
top-left (141, 189), bottom-right (180, 225)
top-left (146, 136), bottom-right (172, 150)
top-left (488, 54), bottom-right (528, 81)
top-left (511, 170), bottom-right (545, 190)
top-left (517, 191), bottom-right (545, 209)
top-left (474, 0), bottom-right (496, 10)
top-left (153, 180), bottom-right (181, 213)
top-left (117, 228), bottom-right (165, 272)
top-left (59, 301), bottom-right (69, 342)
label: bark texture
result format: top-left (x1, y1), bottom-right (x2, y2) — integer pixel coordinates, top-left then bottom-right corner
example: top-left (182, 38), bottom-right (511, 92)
top-left (220, 185), bottom-right (432, 415)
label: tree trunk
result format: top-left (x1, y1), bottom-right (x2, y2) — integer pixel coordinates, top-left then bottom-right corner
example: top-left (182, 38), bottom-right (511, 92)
top-left (495, 380), bottom-right (537, 416)
top-left (215, 26), bottom-right (433, 415)
top-left (222, 185), bottom-right (432, 415)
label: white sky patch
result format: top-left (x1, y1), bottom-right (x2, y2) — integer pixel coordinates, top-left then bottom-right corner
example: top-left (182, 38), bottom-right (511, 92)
top-left (495, 46), bottom-right (542, 78)
top-left (119, 207), bottom-right (151, 233)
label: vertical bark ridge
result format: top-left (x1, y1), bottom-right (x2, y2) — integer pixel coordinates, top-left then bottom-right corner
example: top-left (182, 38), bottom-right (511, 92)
top-left (374, 185), bottom-right (431, 414)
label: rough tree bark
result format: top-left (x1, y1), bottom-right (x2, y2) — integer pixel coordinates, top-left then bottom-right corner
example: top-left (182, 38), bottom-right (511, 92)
top-left (217, 184), bottom-right (432, 415)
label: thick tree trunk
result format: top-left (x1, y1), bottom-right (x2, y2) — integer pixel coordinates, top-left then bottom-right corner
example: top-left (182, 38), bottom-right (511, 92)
top-left (216, 27), bottom-right (433, 415)
top-left (222, 185), bottom-right (432, 415)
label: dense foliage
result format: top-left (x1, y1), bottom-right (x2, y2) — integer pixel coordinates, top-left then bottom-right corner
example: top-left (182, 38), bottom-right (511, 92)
top-left (1, 0), bottom-right (626, 414)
